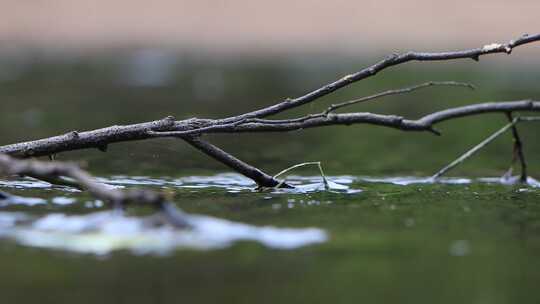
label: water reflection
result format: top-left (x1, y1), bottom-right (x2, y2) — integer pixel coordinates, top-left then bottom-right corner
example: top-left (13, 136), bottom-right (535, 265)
top-left (99, 173), bottom-right (363, 194)
top-left (0, 210), bottom-right (327, 255)
top-left (0, 191), bottom-right (46, 206)
top-left (361, 176), bottom-right (540, 188)
top-left (0, 173), bottom-right (538, 256)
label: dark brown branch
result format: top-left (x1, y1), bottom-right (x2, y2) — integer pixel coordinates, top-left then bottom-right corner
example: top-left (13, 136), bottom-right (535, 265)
top-left (0, 154), bottom-right (191, 228)
top-left (505, 113), bottom-right (528, 182)
top-left (219, 33), bottom-right (540, 121)
top-left (184, 137), bottom-right (286, 188)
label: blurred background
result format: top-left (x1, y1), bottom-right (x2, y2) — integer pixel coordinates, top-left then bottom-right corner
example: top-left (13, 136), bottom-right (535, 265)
top-left (1, 2), bottom-right (540, 304)
top-left (1, 0), bottom-right (540, 53)
top-left (0, 0), bottom-right (539, 176)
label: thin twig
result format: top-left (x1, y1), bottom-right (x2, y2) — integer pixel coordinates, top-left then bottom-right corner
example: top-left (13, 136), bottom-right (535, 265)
top-left (207, 100), bottom-right (540, 135)
top-left (142, 100), bottom-right (540, 138)
top-left (219, 33), bottom-right (540, 121)
top-left (431, 119), bottom-right (518, 180)
top-left (431, 116), bottom-right (540, 180)
top-left (273, 161), bottom-right (329, 189)
top-left (324, 81), bottom-right (475, 114)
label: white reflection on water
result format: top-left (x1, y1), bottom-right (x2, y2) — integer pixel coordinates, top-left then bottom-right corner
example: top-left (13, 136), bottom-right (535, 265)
top-left (0, 192), bottom-right (46, 206)
top-left (361, 176), bottom-right (471, 186)
top-left (478, 176), bottom-right (540, 188)
top-left (97, 173), bottom-right (538, 191)
top-left (0, 178), bottom-right (53, 189)
top-left (0, 211), bottom-right (328, 256)
top-left (361, 176), bottom-right (540, 188)
top-left (1, 173), bottom-right (537, 208)
top-left (98, 173), bottom-right (362, 194)
top-left (0, 173), bottom-right (538, 256)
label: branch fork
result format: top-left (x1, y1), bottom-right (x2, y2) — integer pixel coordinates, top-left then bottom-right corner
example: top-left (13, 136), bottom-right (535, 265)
top-left (0, 33), bottom-right (539, 190)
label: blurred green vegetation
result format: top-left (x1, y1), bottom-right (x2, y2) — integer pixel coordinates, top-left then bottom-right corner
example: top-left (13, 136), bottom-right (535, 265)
top-left (0, 53), bottom-right (540, 303)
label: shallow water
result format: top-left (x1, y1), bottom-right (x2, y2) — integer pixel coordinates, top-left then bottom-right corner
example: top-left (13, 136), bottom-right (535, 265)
top-left (1, 58), bottom-right (540, 303)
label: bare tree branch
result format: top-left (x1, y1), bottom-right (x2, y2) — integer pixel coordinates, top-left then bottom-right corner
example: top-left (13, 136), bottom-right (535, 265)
top-left (183, 137), bottom-right (287, 188)
top-left (2, 100), bottom-right (538, 159)
top-left (432, 116), bottom-right (540, 180)
top-left (218, 33), bottom-right (540, 121)
top-left (0, 154), bottom-right (191, 228)
top-left (0, 117), bottom-right (185, 158)
top-left (324, 81), bottom-right (475, 114)
top-left (0, 33), bottom-right (539, 186)
top-left (431, 119), bottom-right (518, 180)
top-left (149, 100), bottom-right (540, 137)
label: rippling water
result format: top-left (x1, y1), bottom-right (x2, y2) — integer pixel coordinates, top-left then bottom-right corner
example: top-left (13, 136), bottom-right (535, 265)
top-left (0, 174), bottom-right (538, 256)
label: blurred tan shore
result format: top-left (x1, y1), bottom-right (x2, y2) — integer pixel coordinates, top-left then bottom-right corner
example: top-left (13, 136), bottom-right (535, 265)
top-left (1, 0), bottom-right (539, 56)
